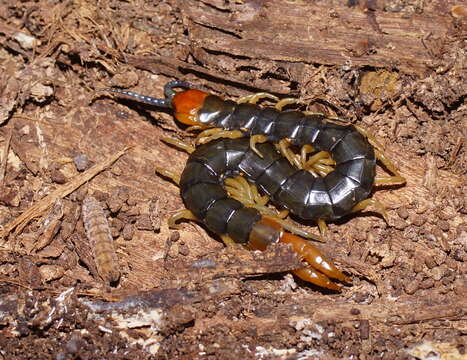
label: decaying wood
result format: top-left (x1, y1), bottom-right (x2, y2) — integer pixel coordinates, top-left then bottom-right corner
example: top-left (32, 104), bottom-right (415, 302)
top-left (168, 243), bottom-right (305, 282)
top-left (32, 199), bottom-right (64, 253)
top-left (183, 0), bottom-right (458, 76)
top-left (0, 147), bottom-right (129, 240)
top-left (283, 298), bottom-right (466, 325)
top-left (0, 0), bottom-right (464, 357)
top-left (191, 297), bottom-right (465, 332)
top-left (70, 232), bottom-right (100, 280)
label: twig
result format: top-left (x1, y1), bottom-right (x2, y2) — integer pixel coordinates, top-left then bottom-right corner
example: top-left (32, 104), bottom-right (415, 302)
top-left (0, 128), bottom-right (13, 185)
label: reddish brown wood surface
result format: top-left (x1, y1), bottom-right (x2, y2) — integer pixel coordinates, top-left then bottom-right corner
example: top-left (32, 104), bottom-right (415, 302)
top-left (183, 0), bottom-right (460, 76)
top-left (0, 0), bottom-right (465, 358)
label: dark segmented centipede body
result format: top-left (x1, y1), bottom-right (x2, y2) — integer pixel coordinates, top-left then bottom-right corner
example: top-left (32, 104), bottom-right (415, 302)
top-left (102, 81), bottom-right (405, 289)
top-left (179, 137), bottom-right (349, 289)
top-left (180, 90), bottom-right (377, 221)
top-left (105, 82), bottom-right (376, 221)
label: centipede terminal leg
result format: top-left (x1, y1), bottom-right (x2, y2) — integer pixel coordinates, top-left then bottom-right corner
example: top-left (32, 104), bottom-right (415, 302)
top-left (293, 268), bottom-right (341, 291)
top-left (274, 216), bottom-right (323, 242)
top-left (279, 231), bottom-right (351, 284)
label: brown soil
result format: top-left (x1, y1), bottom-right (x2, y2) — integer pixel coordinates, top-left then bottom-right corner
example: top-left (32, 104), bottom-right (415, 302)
top-left (0, 1), bottom-right (465, 359)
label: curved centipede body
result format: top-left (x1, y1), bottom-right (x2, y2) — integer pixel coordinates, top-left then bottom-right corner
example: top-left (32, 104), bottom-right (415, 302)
top-left (178, 89), bottom-right (381, 221)
top-left (180, 137), bottom-right (349, 290)
top-left (101, 81), bottom-right (405, 290)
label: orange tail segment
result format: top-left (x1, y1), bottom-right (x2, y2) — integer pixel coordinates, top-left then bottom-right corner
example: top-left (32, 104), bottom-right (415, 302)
top-left (280, 232), bottom-right (351, 289)
top-left (248, 217), bottom-right (351, 290)
top-left (171, 89), bottom-right (209, 125)
top-left (293, 268), bottom-right (341, 291)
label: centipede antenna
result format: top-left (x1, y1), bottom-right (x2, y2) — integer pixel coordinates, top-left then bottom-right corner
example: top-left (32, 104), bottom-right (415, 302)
top-left (98, 88), bottom-right (172, 108)
top-left (164, 80), bottom-right (196, 101)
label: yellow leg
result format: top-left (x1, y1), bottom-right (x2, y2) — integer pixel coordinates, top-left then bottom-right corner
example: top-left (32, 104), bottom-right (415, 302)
top-left (374, 149), bottom-right (406, 186)
top-left (220, 234), bottom-right (236, 246)
top-left (302, 147), bottom-right (334, 168)
top-left (224, 176), bottom-right (274, 217)
top-left (303, 110), bottom-right (350, 126)
top-left (237, 92), bottom-right (279, 104)
top-left (303, 111), bottom-right (328, 120)
top-left (161, 137), bottom-right (195, 154)
top-left (317, 219), bottom-right (328, 237)
top-left (353, 124), bottom-right (385, 152)
top-left (278, 139), bottom-right (301, 168)
top-left (196, 128), bottom-right (244, 145)
top-left (249, 178), bottom-right (270, 207)
top-left (351, 124), bottom-right (406, 186)
top-left (168, 209), bottom-right (198, 228)
top-left (295, 143), bottom-right (335, 177)
top-left (185, 125), bottom-right (206, 133)
top-left (225, 176), bottom-right (259, 205)
top-left (275, 98), bottom-right (301, 111)
top-left (155, 167), bottom-right (181, 185)
top-left (224, 176), bottom-right (321, 241)
top-left (375, 175), bottom-right (406, 186)
top-left (312, 163), bottom-right (336, 177)
top-left (273, 215), bottom-right (323, 242)
top-left (300, 144), bottom-right (315, 167)
top-left (241, 94), bottom-right (323, 113)
top-left (303, 151), bottom-right (335, 176)
top-left (249, 134), bottom-right (268, 158)
top-left (351, 198), bottom-right (389, 224)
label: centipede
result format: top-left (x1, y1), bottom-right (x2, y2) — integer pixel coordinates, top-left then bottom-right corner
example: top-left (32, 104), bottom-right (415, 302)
top-left (101, 81), bottom-right (405, 290)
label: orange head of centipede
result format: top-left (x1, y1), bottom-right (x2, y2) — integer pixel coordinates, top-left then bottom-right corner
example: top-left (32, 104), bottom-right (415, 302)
top-left (101, 80), bottom-right (213, 127)
top-left (171, 88), bottom-right (210, 126)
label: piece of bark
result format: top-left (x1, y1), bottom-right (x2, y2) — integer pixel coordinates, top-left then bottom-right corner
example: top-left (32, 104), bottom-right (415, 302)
top-left (182, 0), bottom-right (458, 76)
top-left (168, 243), bottom-right (306, 282)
